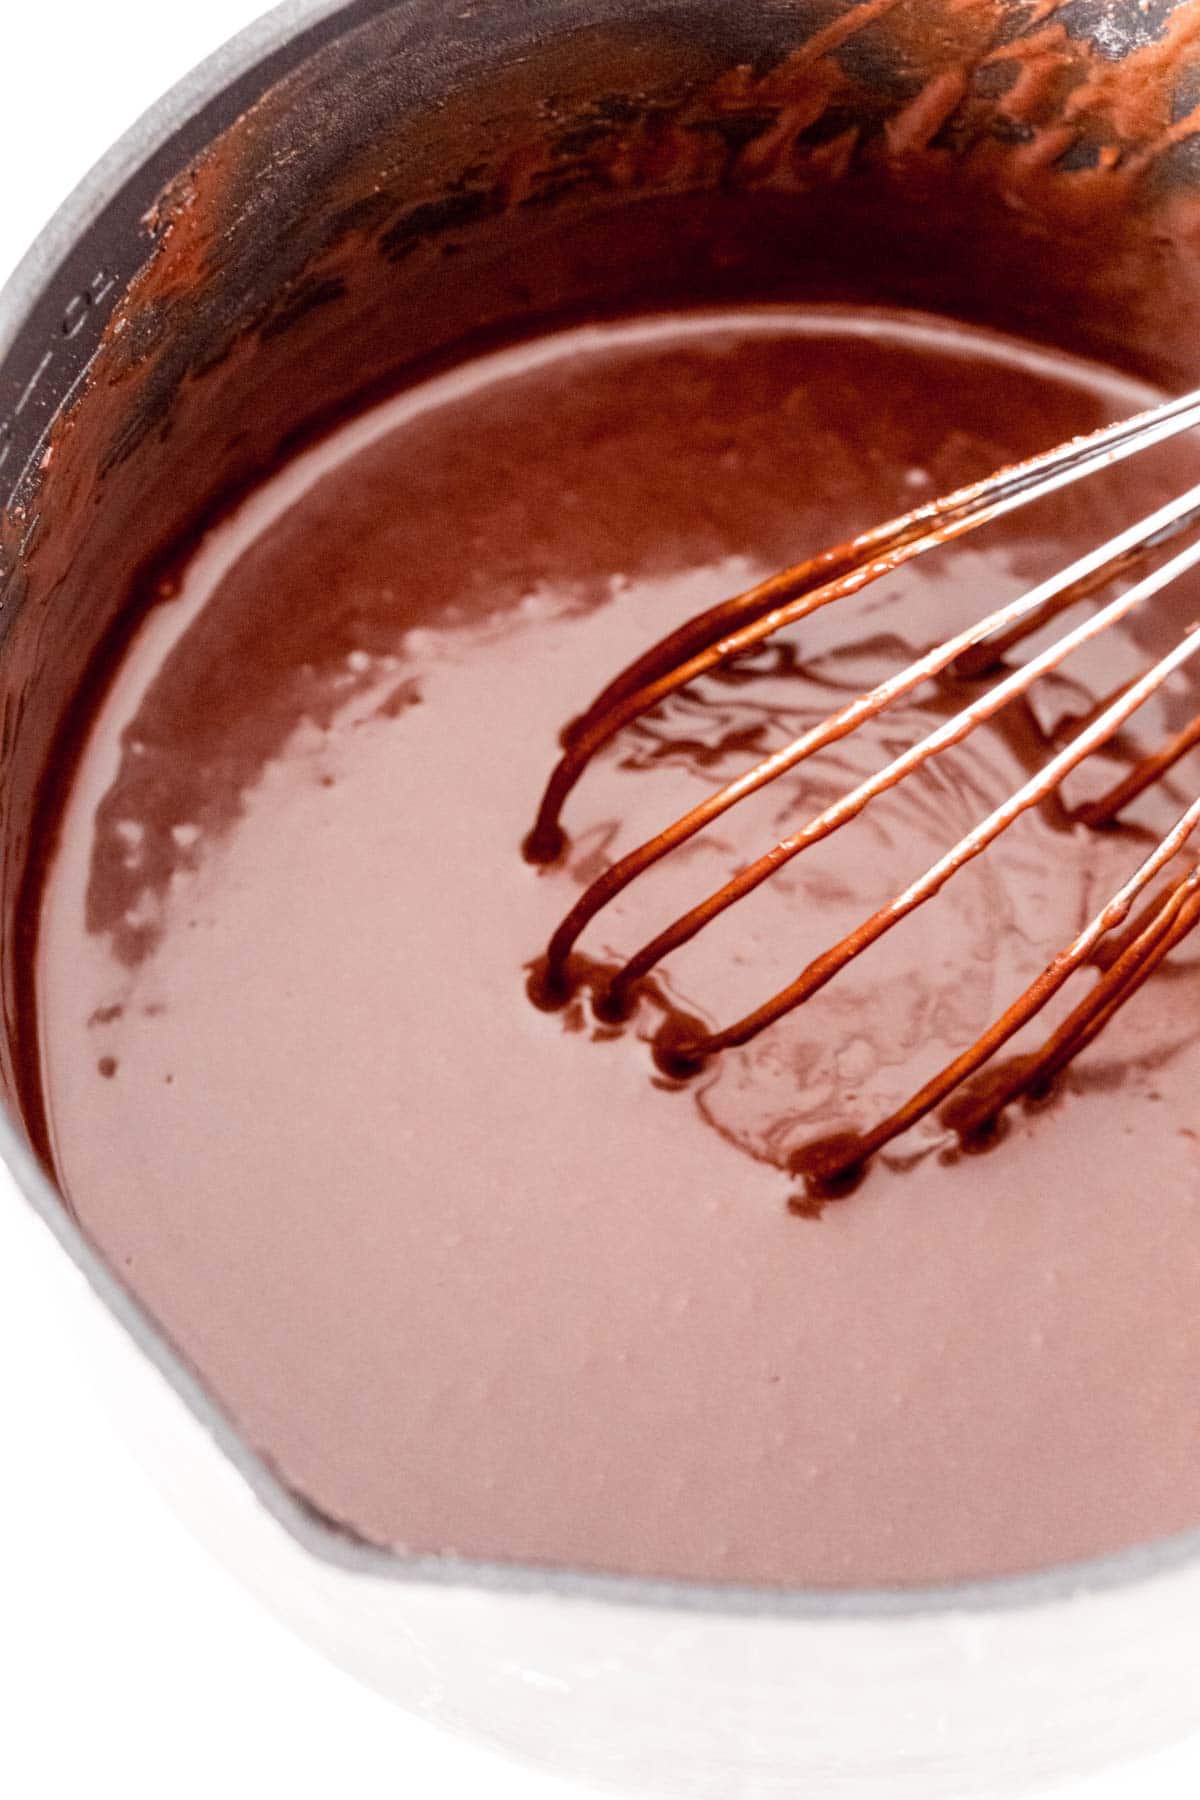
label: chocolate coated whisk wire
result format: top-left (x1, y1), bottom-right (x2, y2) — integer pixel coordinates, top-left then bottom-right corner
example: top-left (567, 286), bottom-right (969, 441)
top-left (526, 385), bottom-right (1200, 1192)
top-left (525, 384), bottom-right (1200, 863)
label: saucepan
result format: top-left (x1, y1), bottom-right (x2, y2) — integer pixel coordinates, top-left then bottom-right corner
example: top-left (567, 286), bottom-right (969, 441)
top-left (4, 1), bottom-right (1200, 1792)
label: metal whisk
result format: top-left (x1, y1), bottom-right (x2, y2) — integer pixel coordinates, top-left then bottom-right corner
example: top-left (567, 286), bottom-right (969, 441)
top-left (524, 386), bottom-right (1200, 1197)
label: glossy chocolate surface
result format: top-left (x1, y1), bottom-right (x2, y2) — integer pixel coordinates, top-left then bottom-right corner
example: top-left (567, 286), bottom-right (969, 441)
top-left (30, 308), bottom-right (1200, 1586)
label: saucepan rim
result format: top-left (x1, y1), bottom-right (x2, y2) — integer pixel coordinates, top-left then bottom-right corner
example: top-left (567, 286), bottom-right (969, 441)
top-left (3, 0), bottom-right (1197, 1625)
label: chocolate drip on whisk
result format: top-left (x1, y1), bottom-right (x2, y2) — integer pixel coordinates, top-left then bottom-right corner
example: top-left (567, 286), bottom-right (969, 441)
top-left (525, 387), bottom-right (1200, 1198)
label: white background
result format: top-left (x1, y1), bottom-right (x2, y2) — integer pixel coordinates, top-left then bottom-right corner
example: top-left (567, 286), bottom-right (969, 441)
top-left (0, 5), bottom-right (1197, 1796)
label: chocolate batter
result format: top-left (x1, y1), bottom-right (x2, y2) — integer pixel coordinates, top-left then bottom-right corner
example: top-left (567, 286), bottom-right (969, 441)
top-left (28, 308), bottom-right (1200, 1586)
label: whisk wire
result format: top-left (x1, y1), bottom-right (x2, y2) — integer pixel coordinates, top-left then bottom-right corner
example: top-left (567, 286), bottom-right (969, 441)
top-left (529, 391), bottom-right (1200, 860)
top-left (793, 800), bottom-right (1200, 1188)
top-left (657, 618), bottom-right (1200, 1071)
top-left (545, 482), bottom-right (1200, 997)
top-left (528, 381), bottom-right (1200, 1189)
top-left (607, 542), bottom-right (1200, 1030)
